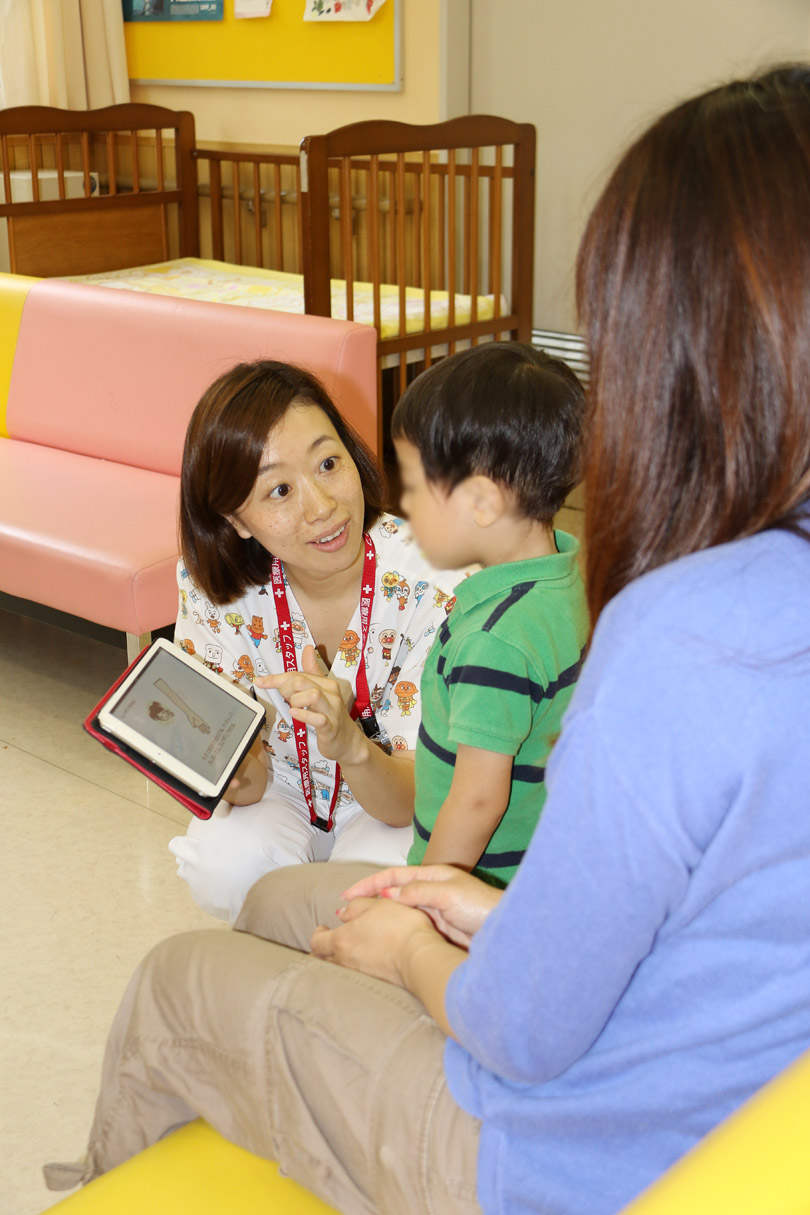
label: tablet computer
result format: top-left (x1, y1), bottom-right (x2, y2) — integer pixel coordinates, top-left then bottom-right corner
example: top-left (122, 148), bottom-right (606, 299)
top-left (96, 637), bottom-right (266, 800)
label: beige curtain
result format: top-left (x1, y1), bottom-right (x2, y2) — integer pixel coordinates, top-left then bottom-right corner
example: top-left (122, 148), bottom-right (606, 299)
top-left (0, 0), bottom-right (130, 109)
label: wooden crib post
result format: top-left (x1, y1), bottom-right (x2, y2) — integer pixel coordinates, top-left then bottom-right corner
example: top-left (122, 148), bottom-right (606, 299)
top-left (175, 110), bottom-right (200, 259)
top-left (511, 124), bottom-right (536, 344)
top-left (299, 135), bottom-right (332, 318)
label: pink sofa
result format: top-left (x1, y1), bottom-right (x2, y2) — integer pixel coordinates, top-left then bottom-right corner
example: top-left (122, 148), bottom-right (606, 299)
top-left (0, 278), bottom-right (378, 661)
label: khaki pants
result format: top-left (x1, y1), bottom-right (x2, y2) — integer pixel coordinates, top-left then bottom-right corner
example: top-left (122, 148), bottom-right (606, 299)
top-left (79, 864), bottom-right (482, 1215)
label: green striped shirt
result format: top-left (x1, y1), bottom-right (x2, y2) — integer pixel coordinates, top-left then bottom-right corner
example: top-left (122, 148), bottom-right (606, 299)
top-left (408, 531), bottom-right (589, 885)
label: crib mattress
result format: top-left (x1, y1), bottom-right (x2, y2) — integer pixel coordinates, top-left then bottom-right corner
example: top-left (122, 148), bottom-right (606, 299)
top-left (64, 257), bottom-right (503, 342)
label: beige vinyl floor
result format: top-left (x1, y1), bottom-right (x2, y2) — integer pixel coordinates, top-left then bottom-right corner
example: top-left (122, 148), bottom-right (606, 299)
top-left (1, 498), bottom-right (584, 1215)
top-left (0, 607), bottom-right (224, 1215)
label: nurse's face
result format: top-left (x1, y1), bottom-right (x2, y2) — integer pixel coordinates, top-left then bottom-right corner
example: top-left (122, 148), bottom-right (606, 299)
top-left (227, 402), bottom-right (366, 585)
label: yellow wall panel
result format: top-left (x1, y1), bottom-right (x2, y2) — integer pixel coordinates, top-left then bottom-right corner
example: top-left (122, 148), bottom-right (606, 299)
top-left (125, 0), bottom-right (399, 88)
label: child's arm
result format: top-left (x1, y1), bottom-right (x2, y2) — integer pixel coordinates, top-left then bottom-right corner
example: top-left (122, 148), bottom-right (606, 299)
top-left (422, 743), bottom-right (513, 870)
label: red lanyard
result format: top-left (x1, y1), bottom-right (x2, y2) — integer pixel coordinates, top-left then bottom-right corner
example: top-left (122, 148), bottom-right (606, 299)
top-left (270, 533), bottom-right (376, 831)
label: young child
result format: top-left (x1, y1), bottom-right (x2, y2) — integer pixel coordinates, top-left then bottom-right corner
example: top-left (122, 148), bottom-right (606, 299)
top-left (392, 341), bottom-right (588, 886)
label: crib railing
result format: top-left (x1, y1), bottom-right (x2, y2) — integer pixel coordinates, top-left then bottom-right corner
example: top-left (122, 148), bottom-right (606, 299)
top-left (194, 148), bottom-right (303, 272)
top-left (300, 116), bottom-right (536, 397)
top-left (193, 147), bottom-right (435, 289)
top-left (0, 104), bottom-right (198, 276)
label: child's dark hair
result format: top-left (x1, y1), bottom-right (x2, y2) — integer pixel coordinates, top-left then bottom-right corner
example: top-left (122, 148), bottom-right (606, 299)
top-left (391, 342), bottom-right (584, 523)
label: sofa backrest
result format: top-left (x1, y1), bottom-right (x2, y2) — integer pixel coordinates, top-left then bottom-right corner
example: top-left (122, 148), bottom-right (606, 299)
top-left (4, 278), bottom-right (378, 472)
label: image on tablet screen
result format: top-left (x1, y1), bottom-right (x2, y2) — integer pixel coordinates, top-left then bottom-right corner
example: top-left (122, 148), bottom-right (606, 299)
top-left (108, 647), bottom-right (258, 784)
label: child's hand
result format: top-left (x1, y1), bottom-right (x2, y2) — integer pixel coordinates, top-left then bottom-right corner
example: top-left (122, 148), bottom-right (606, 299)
top-left (341, 864), bottom-right (502, 949)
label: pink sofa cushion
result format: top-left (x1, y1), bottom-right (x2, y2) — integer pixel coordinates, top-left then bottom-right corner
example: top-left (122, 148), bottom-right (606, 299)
top-left (0, 439), bottom-right (181, 635)
top-left (5, 279), bottom-right (379, 474)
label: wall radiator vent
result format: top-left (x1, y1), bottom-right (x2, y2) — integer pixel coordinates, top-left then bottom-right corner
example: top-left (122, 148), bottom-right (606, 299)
top-left (532, 329), bottom-right (589, 386)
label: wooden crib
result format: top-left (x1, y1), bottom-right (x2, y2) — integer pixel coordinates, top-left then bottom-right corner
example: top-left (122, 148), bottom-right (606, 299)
top-left (0, 103), bottom-right (535, 451)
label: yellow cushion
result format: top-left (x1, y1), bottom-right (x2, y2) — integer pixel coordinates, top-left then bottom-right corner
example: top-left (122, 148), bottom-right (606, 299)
top-left (43, 1050), bottom-right (810, 1214)
top-left (0, 271), bottom-right (38, 437)
top-left (43, 1119), bottom-right (338, 1213)
top-left (621, 1049), bottom-right (810, 1213)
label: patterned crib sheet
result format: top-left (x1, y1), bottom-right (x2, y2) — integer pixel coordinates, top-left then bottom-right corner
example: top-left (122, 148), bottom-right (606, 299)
top-left (64, 257), bottom-right (505, 341)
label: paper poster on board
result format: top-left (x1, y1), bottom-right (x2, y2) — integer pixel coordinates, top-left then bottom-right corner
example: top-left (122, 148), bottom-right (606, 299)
top-left (123, 0), bottom-right (223, 20)
top-left (304, 0), bottom-right (386, 19)
top-left (234, 0), bottom-right (273, 15)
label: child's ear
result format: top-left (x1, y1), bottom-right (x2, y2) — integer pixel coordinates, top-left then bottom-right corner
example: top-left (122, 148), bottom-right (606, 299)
top-left (463, 476), bottom-right (506, 528)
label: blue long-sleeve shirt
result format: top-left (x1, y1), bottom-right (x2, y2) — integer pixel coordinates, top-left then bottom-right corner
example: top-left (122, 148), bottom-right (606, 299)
top-left (445, 526), bottom-right (810, 1215)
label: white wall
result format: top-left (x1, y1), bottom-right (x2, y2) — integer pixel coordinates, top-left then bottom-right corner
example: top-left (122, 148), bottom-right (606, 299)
top-left (469, 0), bottom-right (810, 332)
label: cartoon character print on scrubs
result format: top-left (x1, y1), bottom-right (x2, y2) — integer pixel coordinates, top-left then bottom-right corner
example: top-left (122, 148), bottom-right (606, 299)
top-left (204, 644), bottom-right (224, 674)
top-left (394, 680), bottom-right (418, 716)
top-left (204, 602), bottom-right (221, 633)
top-left (231, 655), bottom-right (255, 684)
top-left (395, 578), bottom-right (410, 612)
top-left (178, 568), bottom-right (199, 607)
top-left (339, 630), bottom-right (361, 667)
top-left (381, 571), bottom-right (401, 602)
top-left (379, 629), bottom-right (397, 661)
top-left (246, 616), bottom-right (267, 646)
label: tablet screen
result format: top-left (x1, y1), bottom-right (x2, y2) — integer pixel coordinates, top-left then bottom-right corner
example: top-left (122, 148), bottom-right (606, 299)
top-left (99, 641), bottom-right (264, 796)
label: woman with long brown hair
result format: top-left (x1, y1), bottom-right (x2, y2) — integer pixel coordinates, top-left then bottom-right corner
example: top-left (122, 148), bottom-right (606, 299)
top-left (50, 66), bottom-right (810, 1215)
top-left (578, 63), bottom-right (810, 614)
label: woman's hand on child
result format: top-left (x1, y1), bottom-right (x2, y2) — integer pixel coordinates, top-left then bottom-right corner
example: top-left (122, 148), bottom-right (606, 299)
top-left (311, 897), bottom-right (436, 987)
top-left (341, 865), bottom-right (502, 949)
top-left (256, 646), bottom-right (362, 764)
top-left (311, 894), bottom-right (468, 1034)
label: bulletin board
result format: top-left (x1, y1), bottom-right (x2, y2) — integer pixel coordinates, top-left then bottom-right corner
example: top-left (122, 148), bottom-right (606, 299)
top-left (124, 0), bottom-right (401, 91)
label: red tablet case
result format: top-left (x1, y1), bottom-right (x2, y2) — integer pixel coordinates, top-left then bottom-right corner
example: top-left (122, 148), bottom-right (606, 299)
top-left (83, 646), bottom-right (264, 820)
